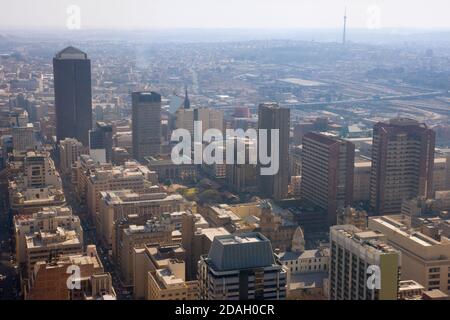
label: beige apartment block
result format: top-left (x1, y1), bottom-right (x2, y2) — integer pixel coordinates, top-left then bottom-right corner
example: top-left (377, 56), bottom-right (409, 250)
top-left (369, 214), bottom-right (450, 294)
top-left (148, 260), bottom-right (199, 300)
top-left (86, 161), bottom-right (156, 218)
top-left (25, 226), bottom-right (84, 279)
top-left (114, 217), bottom-right (177, 286)
top-left (133, 244), bottom-right (186, 299)
top-left (134, 243), bottom-right (198, 300)
top-left (98, 189), bottom-right (191, 247)
top-left (59, 137), bottom-right (85, 177)
top-left (14, 206), bottom-right (82, 265)
top-left (175, 106), bottom-right (224, 135)
top-left (8, 150), bottom-right (65, 214)
top-left (9, 184), bottom-right (66, 215)
top-left (21, 150), bottom-right (62, 188)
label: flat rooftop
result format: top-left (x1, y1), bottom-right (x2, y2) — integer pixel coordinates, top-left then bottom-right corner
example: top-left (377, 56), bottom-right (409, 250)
top-left (370, 215), bottom-right (445, 247)
top-left (207, 232), bottom-right (276, 271)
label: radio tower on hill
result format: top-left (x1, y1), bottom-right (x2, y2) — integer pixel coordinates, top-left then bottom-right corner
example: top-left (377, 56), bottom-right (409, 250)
top-left (342, 7), bottom-right (347, 45)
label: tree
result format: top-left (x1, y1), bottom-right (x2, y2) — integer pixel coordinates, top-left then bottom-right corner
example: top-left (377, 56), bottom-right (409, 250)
top-left (198, 189), bottom-right (222, 204)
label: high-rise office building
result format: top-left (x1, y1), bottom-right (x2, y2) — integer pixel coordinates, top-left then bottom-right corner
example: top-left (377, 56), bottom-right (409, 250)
top-left (12, 123), bottom-right (35, 152)
top-left (132, 92), bottom-right (162, 162)
top-left (329, 225), bottom-right (400, 300)
top-left (225, 137), bottom-right (258, 193)
top-left (301, 132), bottom-right (355, 225)
top-left (89, 121), bottom-right (113, 163)
top-left (198, 232), bottom-right (287, 300)
top-left (257, 103), bottom-right (290, 200)
top-left (53, 46), bottom-right (92, 146)
top-left (370, 118), bottom-right (435, 215)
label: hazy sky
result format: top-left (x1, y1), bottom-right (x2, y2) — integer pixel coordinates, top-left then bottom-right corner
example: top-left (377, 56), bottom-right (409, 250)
top-left (1, 0), bottom-right (450, 30)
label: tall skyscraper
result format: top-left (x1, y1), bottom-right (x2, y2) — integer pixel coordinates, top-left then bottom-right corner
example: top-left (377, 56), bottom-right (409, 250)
top-left (369, 118), bottom-right (435, 215)
top-left (301, 132), bottom-right (355, 226)
top-left (329, 225), bottom-right (400, 300)
top-left (132, 92), bottom-right (162, 163)
top-left (198, 233), bottom-right (287, 300)
top-left (257, 103), bottom-right (290, 200)
top-left (53, 46), bottom-right (92, 146)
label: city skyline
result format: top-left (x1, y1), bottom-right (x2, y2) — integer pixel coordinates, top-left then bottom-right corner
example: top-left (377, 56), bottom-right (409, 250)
top-left (2, 0), bottom-right (450, 306)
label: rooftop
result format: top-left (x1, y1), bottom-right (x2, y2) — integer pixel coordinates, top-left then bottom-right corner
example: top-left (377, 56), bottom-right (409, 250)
top-left (55, 46), bottom-right (88, 60)
top-left (370, 215), bottom-right (450, 247)
top-left (207, 232), bottom-right (276, 271)
top-left (331, 225), bottom-right (399, 256)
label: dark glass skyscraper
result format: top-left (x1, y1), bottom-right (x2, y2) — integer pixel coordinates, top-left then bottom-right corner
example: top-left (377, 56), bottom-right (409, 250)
top-left (257, 102), bottom-right (290, 201)
top-left (132, 91), bottom-right (162, 162)
top-left (53, 46), bottom-right (92, 146)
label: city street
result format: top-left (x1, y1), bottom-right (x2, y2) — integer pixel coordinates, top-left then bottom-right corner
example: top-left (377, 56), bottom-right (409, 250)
top-left (0, 193), bottom-right (19, 300)
top-left (61, 176), bottom-right (129, 299)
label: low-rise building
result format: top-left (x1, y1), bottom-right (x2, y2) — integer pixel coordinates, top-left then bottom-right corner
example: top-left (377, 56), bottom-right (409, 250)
top-left (19, 210), bottom-right (84, 278)
top-left (369, 214), bottom-right (450, 294)
top-left (25, 245), bottom-right (116, 300)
